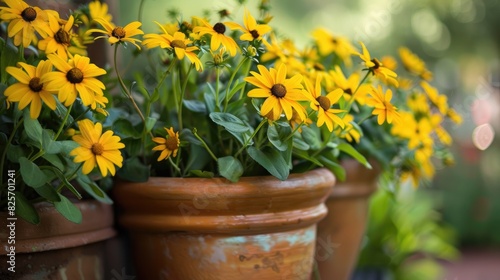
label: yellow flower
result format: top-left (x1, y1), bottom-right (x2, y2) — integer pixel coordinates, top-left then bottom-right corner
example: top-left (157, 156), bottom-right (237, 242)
top-left (245, 64), bottom-right (309, 121)
top-left (261, 33), bottom-right (286, 63)
top-left (312, 28), bottom-right (355, 67)
top-left (446, 108), bottom-right (463, 124)
top-left (225, 9), bottom-right (271, 41)
top-left (38, 14), bottom-right (77, 61)
top-left (420, 81), bottom-right (448, 114)
top-left (193, 17), bottom-right (239, 56)
top-left (407, 93), bottom-right (430, 114)
top-left (399, 47), bottom-right (432, 81)
top-left (88, 0), bottom-right (112, 23)
top-left (381, 55), bottom-right (397, 71)
top-left (152, 127), bottom-right (180, 161)
top-left (329, 65), bottom-right (370, 105)
top-left (143, 23), bottom-right (203, 71)
top-left (4, 60), bottom-right (56, 119)
top-left (70, 119), bottom-right (125, 176)
top-left (42, 54), bottom-right (106, 107)
top-left (366, 85), bottom-right (399, 125)
top-left (357, 42), bottom-right (399, 87)
top-left (87, 18), bottom-right (144, 50)
top-left (305, 77), bottom-right (345, 132)
top-left (0, 0), bottom-right (52, 47)
top-left (338, 114), bottom-right (361, 143)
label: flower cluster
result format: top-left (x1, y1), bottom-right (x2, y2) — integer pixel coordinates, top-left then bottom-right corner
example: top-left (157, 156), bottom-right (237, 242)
top-left (0, 0), bottom-right (460, 223)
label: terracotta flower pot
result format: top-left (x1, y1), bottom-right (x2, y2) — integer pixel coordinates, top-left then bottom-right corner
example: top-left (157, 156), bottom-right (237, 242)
top-left (316, 159), bottom-right (380, 280)
top-left (113, 168), bottom-right (335, 280)
top-left (0, 200), bottom-right (115, 280)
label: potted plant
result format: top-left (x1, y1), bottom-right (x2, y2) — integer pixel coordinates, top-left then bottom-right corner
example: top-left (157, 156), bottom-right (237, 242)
top-left (0, 1), bottom-right (118, 278)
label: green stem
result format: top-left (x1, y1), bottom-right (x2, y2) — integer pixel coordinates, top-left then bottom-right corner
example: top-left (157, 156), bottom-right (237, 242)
top-left (168, 157), bottom-right (181, 175)
top-left (215, 67), bottom-right (221, 111)
top-left (66, 107), bottom-right (91, 132)
top-left (113, 45), bottom-right (148, 127)
top-left (138, 0), bottom-right (146, 22)
top-left (0, 118), bottom-right (23, 188)
top-left (238, 59), bottom-right (252, 100)
top-left (234, 119), bottom-right (267, 157)
top-left (357, 114), bottom-right (376, 125)
top-left (178, 64), bottom-right (193, 130)
top-left (283, 110), bottom-right (315, 142)
top-left (54, 103), bottom-right (73, 140)
top-left (193, 129), bottom-right (218, 161)
top-left (224, 57), bottom-right (248, 110)
top-left (345, 71), bottom-right (371, 113)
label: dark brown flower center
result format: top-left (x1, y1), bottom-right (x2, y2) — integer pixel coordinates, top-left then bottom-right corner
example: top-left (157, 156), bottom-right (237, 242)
top-left (313, 63), bottom-right (325, 71)
top-left (331, 38), bottom-right (338, 45)
top-left (213, 22), bottom-right (226, 34)
top-left (344, 88), bottom-right (353, 95)
top-left (371, 58), bottom-right (381, 69)
top-left (91, 143), bottom-right (104, 155)
top-left (28, 77), bottom-right (43, 92)
top-left (21, 7), bottom-right (37, 22)
top-left (111, 27), bottom-right (126, 39)
top-left (66, 68), bottom-right (84, 84)
top-left (250, 30), bottom-right (259, 39)
top-left (54, 28), bottom-right (71, 45)
top-left (170, 40), bottom-right (186, 49)
top-left (165, 136), bottom-right (179, 151)
top-left (271, 83), bottom-right (287, 98)
top-left (317, 96), bottom-right (331, 111)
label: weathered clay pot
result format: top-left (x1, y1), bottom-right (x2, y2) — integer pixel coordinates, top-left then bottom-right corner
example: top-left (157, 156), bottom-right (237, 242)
top-left (316, 159), bottom-right (380, 280)
top-left (0, 200), bottom-right (115, 280)
top-left (113, 168), bottom-right (335, 280)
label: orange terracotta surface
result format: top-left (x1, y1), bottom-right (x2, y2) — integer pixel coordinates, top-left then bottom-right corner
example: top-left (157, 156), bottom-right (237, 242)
top-left (114, 168), bottom-right (335, 279)
top-left (316, 159), bottom-right (380, 280)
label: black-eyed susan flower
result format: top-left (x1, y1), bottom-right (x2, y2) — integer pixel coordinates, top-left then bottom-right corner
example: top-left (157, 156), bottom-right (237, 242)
top-left (38, 14), bottom-right (77, 61)
top-left (4, 60), bottom-right (56, 119)
top-left (70, 119), bottom-right (124, 176)
top-left (87, 18), bottom-right (143, 49)
top-left (82, 0), bottom-right (112, 26)
top-left (305, 76), bottom-right (345, 132)
top-left (245, 64), bottom-right (309, 121)
top-left (357, 42), bottom-right (399, 88)
top-left (192, 17), bottom-right (238, 56)
top-left (143, 22), bottom-right (203, 71)
top-left (152, 127), bottom-right (180, 161)
top-left (0, 0), bottom-right (52, 47)
top-left (330, 65), bottom-right (370, 105)
top-left (225, 9), bottom-right (271, 42)
top-left (366, 85), bottom-right (399, 125)
top-left (42, 54), bottom-right (106, 107)
top-left (312, 28), bottom-right (356, 67)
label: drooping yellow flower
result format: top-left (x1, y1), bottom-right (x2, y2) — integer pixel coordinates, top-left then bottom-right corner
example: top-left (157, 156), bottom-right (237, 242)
top-left (70, 119), bottom-right (124, 176)
top-left (366, 85), bottom-right (399, 125)
top-left (42, 54), bottom-right (106, 107)
top-left (152, 127), bottom-right (180, 161)
top-left (338, 114), bottom-right (361, 143)
top-left (225, 9), bottom-right (271, 41)
top-left (305, 77), bottom-right (345, 132)
top-left (192, 17), bottom-right (239, 56)
top-left (4, 60), bottom-right (56, 119)
top-left (0, 0), bottom-right (52, 47)
top-left (245, 64), bottom-right (309, 121)
top-left (312, 28), bottom-right (355, 67)
top-left (420, 81), bottom-right (448, 114)
top-left (446, 108), bottom-right (463, 124)
top-left (329, 65), bottom-right (370, 105)
top-left (38, 14), bottom-right (77, 61)
top-left (399, 47), bottom-right (432, 81)
top-left (143, 23), bottom-right (203, 71)
top-left (87, 18), bottom-right (143, 49)
top-left (261, 33), bottom-right (286, 63)
top-left (357, 42), bottom-right (399, 87)
top-left (88, 0), bottom-right (112, 24)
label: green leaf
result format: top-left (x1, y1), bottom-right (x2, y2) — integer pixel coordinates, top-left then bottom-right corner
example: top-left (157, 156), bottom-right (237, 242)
top-left (189, 170), bottom-right (215, 178)
top-left (59, 140), bottom-right (79, 155)
top-left (23, 110), bottom-right (43, 146)
top-left (318, 154), bottom-right (346, 181)
top-left (337, 142), bottom-right (372, 169)
top-left (76, 176), bottom-right (113, 204)
top-left (145, 117), bottom-right (156, 133)
top-left (218, 156), bottom-right (243, 182)
top-left (209, 112), bottom-right (254, 145)
top-left (113, 119), bottom-right (141, 139)
top-left (19, 157), bottom-right (48, 188)
top-left (54, 100), bottom-right (75, 123)
top-left (247, 146), bottom-right (289, 180)
top-left (42, 129), bottom-right (62, 154)
top-left (227, 81), bottom-right (245, 100)
top-left (15, 191), bottom-right (40, 224)
top-left (267, 123), bottom-right (292, 152)
top-left (1, 38), bottom-right (19, 84)
top-left (150, 88), bottom-right (160, 103)
top-left (117, 157), bottom-right (150, 182)
top-left (42, 153), bottom-right (64, 171)
top-left (301, 126), bottom-right (322, 150)
top-left (185, 144), bottom-right (210, 171)
top-left (183, 100), bottom-right (207, 113)
top-left (204, 91), bottom-right (216, 113)
top-left (6, 144), bottom-right (28, 163)
top-left (54, 194), bottom-right (82, 223)
top-left (34, 184), bottom-right (60, 202)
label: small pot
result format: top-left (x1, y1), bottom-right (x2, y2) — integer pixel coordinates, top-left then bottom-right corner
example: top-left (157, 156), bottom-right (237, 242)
top-left (113, 168), bottom-right (335, 280)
